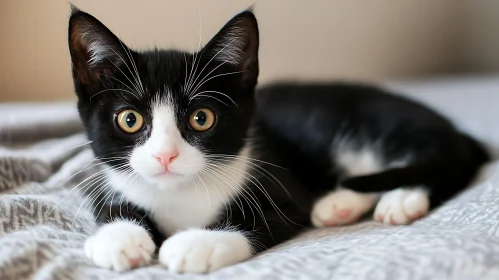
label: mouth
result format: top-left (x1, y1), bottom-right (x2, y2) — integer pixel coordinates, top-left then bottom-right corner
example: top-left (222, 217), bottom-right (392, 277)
top-left (154, 169), bottom-right (183, 178)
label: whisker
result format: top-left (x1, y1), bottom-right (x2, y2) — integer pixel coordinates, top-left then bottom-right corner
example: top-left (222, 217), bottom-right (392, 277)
top-left (49, 158), bottom-right (127, 191)
top-left (188, 70), bottom-right (244, 101)
top-left (90, 88), bottom-right (139, 101)
top-left (195, 173), bottom-right (211, 210)
top-left (118, 167), bottom-right (139, 217)
top-left (212, 161), bottom-right (299, 227)
top-left (90, 184), bottom-right (112, 221)
top-left (206, 163), bottom-right (270, 234)
top-left (72, 177), bottom-right (109, 226)
top-left (48, 161), bottom-right (129, 215)
top-left (185, 38), bottom-right (237, 95)
top-left (51, 140), bottom-right (93, 158)
top-left (191, 94), bottom-right (229, 107)
top-left (199, 169), bottom-right (232, 220)
top-left (93, 186), bottom-right (119, 227)
top-left (119, 40), bottom-right (145, 94)
top-left (105, 56), bottom-right (142, 96)
top-left (206, 154), bottom-right (287, 170)
top-left (72, 164), bottom-right (130, 223)
top-left (190, 90), bottom-right (237, 107)
top-left (186, 8), bottom-right (205, 93)
top-left (201, 165), bottom-right (245, 217)
top-left (207, 156), bottom-right (293, 199)
top-left (182, 36), bottom-right (189, 90)
top-left (187, 60), bottom-right (228, 98)
top-left (88, 30), bottom-right (143, 96)
top-left (184, 13), bottom-right (204, 97)
top-left (100, 74), bottom-right (139, 96)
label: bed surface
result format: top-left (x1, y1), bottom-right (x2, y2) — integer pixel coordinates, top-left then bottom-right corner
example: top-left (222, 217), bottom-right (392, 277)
top-left (1, 76), bottom-right (499, 280)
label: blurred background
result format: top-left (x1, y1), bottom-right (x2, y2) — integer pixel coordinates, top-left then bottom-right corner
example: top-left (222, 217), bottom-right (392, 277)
top-left (1, 0), bottom-right (499, 101)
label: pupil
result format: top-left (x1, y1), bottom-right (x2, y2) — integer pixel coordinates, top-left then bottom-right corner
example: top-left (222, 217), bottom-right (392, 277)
top-left (126, 113), bottom-right (136, 128)
top-left (195, 111), bottom-right (207, 126)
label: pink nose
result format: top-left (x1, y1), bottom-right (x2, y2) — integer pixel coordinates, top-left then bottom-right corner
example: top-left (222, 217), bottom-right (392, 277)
top-left (154, 151), bottom-right (178, 167)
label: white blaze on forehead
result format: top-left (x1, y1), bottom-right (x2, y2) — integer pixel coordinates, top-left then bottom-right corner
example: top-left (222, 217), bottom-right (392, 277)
top-left (148, 103), bottom-right (181, 154)
top-left (127, 98), bottom-right (206, 185)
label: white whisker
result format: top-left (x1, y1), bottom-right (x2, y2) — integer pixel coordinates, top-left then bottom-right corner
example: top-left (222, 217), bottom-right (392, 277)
top-left (190, 90), bottom-right (237, 107)
top-left (206, 154), bottom-right (287, 170)
top-left (199, 169), bottom-right (232, 220)
top-left (72, 164), bottom-right (130, 224)
top-left (90, 88), bottom-right (139, 101)
top-left (206, 162), bottom-right (270, 234)
top-left (189, 70), bottom-right (244, 101)
top-left (195, 173), bottom-right (211, 210)
top-left (87, 30), bottom-right (143, 96)
top-left (212, 160), bottom-right (299, 227)
top-left (191, 94), bottom-right (229, 107)
top-left (185, 38), bottom-right (237, 95)
top-left (119, 40), bottom-right (144, 94)
top-left (100, 74), bottom-right (138, 96)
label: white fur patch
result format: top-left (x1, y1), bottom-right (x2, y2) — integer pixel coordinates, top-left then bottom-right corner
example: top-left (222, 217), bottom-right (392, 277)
top-left (374, 188), bottom-right (430, 225)
top-left (129, 103), bottom-right (205, 189)
top-left (84, 220), bottom-right (155, 271)
top-left (336, 147), bottom-right (383, 177)
top-left (159, 228), bottom-right (251, 273)
top-left (311, 188), bottom-right (379, 227)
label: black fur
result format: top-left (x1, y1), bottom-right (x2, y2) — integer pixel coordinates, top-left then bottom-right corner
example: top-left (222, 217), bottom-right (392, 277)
top-left (255, 83), bottom-right (490, 209)
top-left (69, 7), bottom-right (490, 258)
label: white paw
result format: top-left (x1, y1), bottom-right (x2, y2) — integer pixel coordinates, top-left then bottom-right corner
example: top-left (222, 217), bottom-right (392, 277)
top-left (159, 229), bottom-right (252, 273)
top-left (374, 188), bottom-right (430, 225)
top-left (311, 189), bottom-right (379, 227)
top-left (84, 221), bottom-right (156, 271)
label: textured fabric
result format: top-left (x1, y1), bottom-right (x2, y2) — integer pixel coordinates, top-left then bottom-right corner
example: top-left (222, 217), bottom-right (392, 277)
top-left (1, 78), bottom-right (499, 280)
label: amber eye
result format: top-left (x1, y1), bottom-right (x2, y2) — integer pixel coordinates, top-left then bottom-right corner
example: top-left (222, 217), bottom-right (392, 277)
top-left (189, 108), bottom-right (215, 131)
top-left (117, 109), bottom-right (144, 133)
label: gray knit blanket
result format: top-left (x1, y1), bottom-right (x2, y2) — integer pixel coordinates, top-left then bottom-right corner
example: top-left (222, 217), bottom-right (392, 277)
top-left (1, 78), bottom-right (499, 280)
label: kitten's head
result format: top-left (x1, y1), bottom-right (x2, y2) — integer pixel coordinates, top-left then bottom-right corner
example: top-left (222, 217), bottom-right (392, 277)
top-left (68, 7), bottom-right (259, 190)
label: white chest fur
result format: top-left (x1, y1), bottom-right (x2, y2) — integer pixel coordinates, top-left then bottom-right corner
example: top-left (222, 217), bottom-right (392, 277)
top-left (106, 147), bottom-right (252, 236)
top-left (114, 180), bottom-right (231, 235)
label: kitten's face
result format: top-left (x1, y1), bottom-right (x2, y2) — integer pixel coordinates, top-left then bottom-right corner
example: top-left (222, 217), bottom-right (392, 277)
top-left (68, 8), bottom-right (259, 189)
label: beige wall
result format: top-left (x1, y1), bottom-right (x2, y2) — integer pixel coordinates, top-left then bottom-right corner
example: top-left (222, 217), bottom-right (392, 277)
top-left (462, 0), bottom-right (499, 73)
top-left (0, 0), bottom-right (492, 101)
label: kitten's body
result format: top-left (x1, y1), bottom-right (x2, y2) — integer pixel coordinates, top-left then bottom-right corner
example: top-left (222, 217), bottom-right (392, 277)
top-left (69, 7), bottom-right (489, 274)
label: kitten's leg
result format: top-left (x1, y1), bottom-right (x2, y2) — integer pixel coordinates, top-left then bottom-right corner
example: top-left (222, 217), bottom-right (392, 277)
top-left (158, 194), bottom-right (308, 273)
top-left (84, 220), bottom-right (156, 271)
top-left (158, 227), bottom-right (252, 273)
top-left (311, 188), bottom-right (379, 227)
top-left (373, 187), bottom-right (430, 225)
top-left (341, 169), bottom-right (436, 224)
top-left (85, 199), bottom-right (162, 271)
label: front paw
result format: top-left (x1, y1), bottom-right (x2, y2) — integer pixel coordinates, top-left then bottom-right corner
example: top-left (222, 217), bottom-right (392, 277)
top-left (159, 229), bottom-right (252, 273)
top-left (84, 221), bottom-right (156, 271)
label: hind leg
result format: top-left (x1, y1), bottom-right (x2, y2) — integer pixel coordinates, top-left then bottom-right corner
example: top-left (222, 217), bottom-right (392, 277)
top-left (311, 147), bottom-right (384, 227)
top-left (311, 188), bottom-right (379, 227)
top-left (374, 187), bottom-right (430, 225)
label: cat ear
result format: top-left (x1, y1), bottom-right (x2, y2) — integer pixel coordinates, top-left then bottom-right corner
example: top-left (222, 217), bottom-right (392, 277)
top-left (68, 6), bottom-right (131, 86)
top-left (202, 8), bottom-right (259, 88)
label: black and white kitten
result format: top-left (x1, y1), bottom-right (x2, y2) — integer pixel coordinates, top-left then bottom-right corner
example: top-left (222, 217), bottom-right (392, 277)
top-left (68, 7), bottom-right (489, 274)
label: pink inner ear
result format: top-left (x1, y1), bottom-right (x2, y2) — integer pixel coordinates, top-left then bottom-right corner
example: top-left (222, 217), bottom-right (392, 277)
top-left (69, 12), bottom-right (132, 87)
